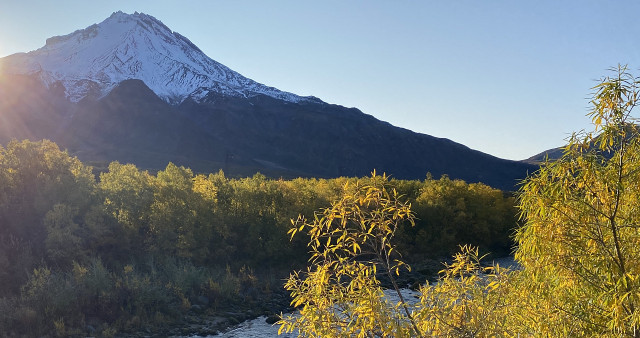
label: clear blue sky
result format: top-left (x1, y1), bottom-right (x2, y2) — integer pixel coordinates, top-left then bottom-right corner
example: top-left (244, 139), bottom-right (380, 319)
top-left (1, 1), bottom-right (638, 160)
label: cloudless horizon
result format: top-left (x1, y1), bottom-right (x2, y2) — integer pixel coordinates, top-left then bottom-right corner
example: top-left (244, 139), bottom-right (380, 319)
top-left (1, 1), bottom-right (639, 161)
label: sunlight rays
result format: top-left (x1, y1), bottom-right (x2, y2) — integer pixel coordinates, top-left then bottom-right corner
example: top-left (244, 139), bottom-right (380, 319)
top-left (0, 72), bottom-right (54, 142)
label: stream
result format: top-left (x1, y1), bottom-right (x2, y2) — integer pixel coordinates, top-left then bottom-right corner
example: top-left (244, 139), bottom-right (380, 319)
top-left (190, 257), bottom-right (516, 337)
top-left (208, 289), bottom-right (422, 337)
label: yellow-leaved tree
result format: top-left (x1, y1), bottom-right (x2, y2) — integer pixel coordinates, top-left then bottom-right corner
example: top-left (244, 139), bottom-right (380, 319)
top-left (278, 172), bottom-right (421, 337)
top-left (516, 65), bottom-right (640, 336)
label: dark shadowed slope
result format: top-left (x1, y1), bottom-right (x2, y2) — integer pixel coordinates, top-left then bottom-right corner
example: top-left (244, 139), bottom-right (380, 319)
top-left (0, 12), bottom-right (537, 190)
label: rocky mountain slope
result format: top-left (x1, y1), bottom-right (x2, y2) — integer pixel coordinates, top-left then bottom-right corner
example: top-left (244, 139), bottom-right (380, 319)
top-left (0, 11), bottom-right (537, 190)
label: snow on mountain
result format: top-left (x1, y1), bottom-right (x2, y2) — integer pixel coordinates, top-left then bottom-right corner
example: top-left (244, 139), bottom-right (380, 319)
top-left (0, 11), bottom-right (309, 104)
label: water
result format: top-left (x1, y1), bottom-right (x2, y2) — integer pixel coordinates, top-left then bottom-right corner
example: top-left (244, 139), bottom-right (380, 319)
top-left (209, 288), bottom-right (421, 337)
top-left (212, 316), bottom-right (294, 337)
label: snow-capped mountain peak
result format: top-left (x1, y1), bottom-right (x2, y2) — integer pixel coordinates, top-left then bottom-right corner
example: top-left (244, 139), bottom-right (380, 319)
top-left (1, 11), bottom-right (307, 104)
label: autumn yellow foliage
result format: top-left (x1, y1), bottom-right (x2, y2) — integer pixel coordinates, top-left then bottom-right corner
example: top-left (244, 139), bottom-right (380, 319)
top-left (281, 66), bottom-right (640, 337)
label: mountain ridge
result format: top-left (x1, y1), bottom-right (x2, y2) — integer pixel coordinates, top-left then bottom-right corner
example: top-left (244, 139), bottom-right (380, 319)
top-left (0, 11), bottom-right (537, 190)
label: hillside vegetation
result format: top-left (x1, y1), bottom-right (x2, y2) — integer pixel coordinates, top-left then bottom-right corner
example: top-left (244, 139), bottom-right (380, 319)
top-left (0, 139), bottom-right (516, 336)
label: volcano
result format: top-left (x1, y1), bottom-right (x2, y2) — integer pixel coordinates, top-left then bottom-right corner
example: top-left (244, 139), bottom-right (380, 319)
top-left (0, 11), bottom-right (536, 190)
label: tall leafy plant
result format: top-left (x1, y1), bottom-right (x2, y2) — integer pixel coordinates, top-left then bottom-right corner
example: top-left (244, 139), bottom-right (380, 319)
top-left (279, 172), bottom-right (421, 337)
top-left (517, 66), bottom-right (640, 336)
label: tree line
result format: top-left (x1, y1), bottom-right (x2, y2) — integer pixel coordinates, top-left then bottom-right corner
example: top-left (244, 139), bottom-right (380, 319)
top-left (0, 138), bottom-right (517, 335)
